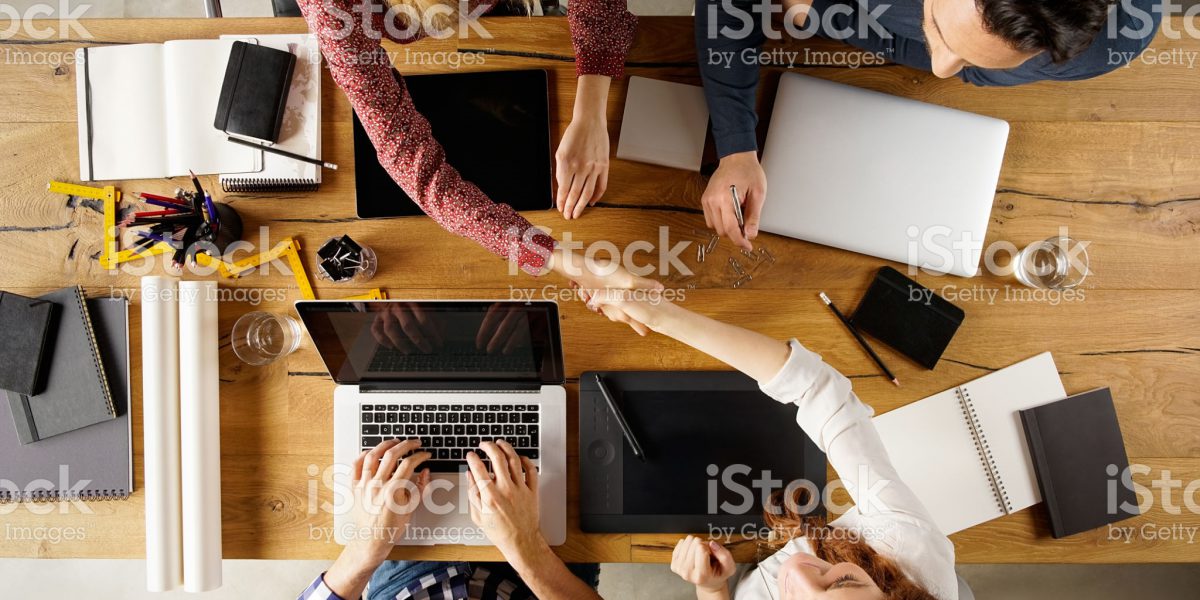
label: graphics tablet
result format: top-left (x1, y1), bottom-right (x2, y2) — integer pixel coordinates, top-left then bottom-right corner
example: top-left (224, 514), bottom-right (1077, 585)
top-left (579, 371), bottom-right (827, 533)
top-left (353, 69), bottom-right (553, 219)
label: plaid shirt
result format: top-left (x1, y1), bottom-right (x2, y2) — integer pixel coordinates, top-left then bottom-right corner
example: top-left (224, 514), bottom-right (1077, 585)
top-left (298, 565), bottom-right (531, 600)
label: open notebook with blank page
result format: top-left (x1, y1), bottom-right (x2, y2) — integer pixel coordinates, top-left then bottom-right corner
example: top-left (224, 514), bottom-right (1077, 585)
top-left (873, 352), bottom-right (1066, 534)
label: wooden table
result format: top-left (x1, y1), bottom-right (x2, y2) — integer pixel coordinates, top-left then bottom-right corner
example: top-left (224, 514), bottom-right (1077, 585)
top-left (1, 16), bottom-right (1198, 564)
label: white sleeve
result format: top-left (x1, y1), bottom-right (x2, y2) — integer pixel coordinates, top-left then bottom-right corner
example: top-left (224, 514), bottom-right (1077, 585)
top-left (758, 340), bottom-right (934, 522)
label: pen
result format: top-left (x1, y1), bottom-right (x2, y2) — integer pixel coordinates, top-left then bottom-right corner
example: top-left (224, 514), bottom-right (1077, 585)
top-left (226, 136), bottom-right (339, 170)
top-left (730, 185), bottom-right (745, 232)
top-left (137, 192), bottom-right (189, 207)
top-left (819, 292), bottom-right (900, 387)
top-left (594, 373), bottom-right (646, 462)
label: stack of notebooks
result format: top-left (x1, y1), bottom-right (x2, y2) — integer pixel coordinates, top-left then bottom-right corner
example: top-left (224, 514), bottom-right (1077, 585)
top-left (0, 287), bottom-right (132, 502)
top-left (75, 33), bottom-right (322, 192)
top-left (874, 352), bottom-right (1139, 538)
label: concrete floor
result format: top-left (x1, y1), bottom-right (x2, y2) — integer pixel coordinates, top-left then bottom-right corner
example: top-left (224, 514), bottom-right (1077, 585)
top-left (2, 0), bottom-right (1196, 597)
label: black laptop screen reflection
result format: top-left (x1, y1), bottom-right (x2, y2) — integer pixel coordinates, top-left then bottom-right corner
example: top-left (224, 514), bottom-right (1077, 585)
top-left (298, 301), bottom-right (563, 384)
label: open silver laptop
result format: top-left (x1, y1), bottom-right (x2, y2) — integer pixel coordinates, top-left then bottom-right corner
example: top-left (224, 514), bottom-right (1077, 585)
top-left (759, 73), bottom-right (1009, 277)
top-left (297, 300), bottom-right (567, 546)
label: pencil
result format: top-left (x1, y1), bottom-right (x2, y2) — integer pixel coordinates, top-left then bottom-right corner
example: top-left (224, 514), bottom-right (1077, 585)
top-left (819, 292), bottom-right (900, 387)
top-left (226, 136), bottom-right (338, 170)
top-left (594, 373), bottom-right (646, 461)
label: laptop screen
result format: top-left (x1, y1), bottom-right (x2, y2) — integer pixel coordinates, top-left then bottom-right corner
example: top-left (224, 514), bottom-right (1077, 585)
top-left (296, 301), bottom-right (564, 385)
top-left (353, 69), bottom-right (553, 219)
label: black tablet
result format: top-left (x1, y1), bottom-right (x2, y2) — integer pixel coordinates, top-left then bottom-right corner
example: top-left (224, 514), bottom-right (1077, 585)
top-left (353, 69), bottom-right (553, 219)
top-left (579, 371), bottom-right (827, 534)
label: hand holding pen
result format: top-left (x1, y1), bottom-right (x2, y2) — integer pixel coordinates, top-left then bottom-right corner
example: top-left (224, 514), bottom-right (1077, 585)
top-left (700, 152), bottom-right (767, 251)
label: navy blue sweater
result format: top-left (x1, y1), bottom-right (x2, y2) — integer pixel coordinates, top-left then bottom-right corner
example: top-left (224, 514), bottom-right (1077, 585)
top-left (696, 0), bottom-right (1164, 157)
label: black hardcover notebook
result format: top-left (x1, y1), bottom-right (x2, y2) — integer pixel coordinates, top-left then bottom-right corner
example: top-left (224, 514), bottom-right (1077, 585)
top-left (0, 291), bottom-right (57, 396)
top-left (851, 266), bottom-right (965, 369)
top-left (214, 40), bottom-right (296, 144)
top-left (5, 287), bottom-right (115, 444)
top-left (0, 297), bottom-right (131, 501)
top-left (1020, 388), bottom-right (1139, 538)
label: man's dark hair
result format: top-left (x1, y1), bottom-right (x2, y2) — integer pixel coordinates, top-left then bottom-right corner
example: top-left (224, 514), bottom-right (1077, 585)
top-left (977, 0), bottom-right (1116, 63)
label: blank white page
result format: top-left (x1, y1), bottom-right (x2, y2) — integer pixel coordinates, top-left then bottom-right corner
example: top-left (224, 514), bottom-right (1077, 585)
top-left (967, 352), bottom-right (1066, 518)
top-left (76, 44), bottom-right (168, 180)
top-left (874, 387), bottom-right (1004, 535)
top-left (161, 39), bottom-right (258, 176)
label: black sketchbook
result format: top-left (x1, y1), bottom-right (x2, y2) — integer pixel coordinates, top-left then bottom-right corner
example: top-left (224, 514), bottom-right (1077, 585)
top-left (5, 287), bottom-right (115, 444)
top-left (1020, 388), bottom-right (1139, 538)
top-left (0, 291), bottom-right (57, 396)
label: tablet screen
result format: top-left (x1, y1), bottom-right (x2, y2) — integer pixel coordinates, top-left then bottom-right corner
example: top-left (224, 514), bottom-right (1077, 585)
top-left (617, 390), bottom-right (814, 517)
top-left (353, 69), bottom-right (553, 219)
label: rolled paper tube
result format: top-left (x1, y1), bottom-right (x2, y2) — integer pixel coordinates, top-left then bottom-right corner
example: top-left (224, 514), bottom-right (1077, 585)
top-left (179, 281), bottom-right (223, 592)
top-left (141, 276), bottom-right (182, 592)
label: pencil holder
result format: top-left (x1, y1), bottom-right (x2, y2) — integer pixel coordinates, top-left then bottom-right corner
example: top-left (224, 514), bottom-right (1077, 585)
top-left (210, 203), bottom-right (244, 254)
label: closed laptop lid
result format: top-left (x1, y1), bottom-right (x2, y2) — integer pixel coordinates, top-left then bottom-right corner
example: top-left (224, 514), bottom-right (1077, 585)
top-left (759, 73), bottom-right (1009, 277)
top-left (297, 300), bottom-right (564, 386)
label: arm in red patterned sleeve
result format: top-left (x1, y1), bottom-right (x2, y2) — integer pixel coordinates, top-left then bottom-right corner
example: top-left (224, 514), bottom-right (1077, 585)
top-left (297, 0), bottom-right (556, 274)
top-left (568, 0), bottom-right (638, 78)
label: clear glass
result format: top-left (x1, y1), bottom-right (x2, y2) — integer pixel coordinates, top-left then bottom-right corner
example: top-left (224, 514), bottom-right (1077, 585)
top-left (230, 312), bottom-right (301, 366)
top-left (1014, 236), bottom-right (1090, 290)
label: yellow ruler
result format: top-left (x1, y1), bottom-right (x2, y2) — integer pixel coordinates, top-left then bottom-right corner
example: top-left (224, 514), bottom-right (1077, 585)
top-left (109, 241), bottom-right (174, 266)
top-left (48, 181), bottom-right (120, 269)
top-left (196, 237), bottom-right (316, 300)
top-left (339, 288), bottom-right (388, 301)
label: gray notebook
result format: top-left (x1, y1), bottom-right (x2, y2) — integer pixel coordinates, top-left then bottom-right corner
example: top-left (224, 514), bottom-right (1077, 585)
top-left (6, 286), bottom-right (115, 443)
top-left (0, 298), bottom-right (131, 501)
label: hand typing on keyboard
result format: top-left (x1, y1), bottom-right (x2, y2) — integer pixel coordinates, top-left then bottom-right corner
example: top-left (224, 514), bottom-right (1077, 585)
top-left (465, 440), bottom-right (543, 558)
top-left (341, 439), bottom-right (431, 566)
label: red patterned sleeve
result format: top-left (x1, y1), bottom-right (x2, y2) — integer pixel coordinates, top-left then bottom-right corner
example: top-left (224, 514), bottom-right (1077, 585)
top-left (568, 0), bottom-right (638, 79)
top-left (297, 0), bottom-right (556, 275)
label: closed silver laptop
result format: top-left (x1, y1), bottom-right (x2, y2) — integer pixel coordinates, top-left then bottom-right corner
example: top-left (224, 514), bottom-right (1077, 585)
top-left (760, 73), bottom-right (1009, 277)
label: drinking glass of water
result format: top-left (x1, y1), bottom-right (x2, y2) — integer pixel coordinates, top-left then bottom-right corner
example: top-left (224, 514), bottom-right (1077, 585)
top-left (231, 312), bottom-right (302, 366)
top-left (1014, 236), bottom-right (1089, 290)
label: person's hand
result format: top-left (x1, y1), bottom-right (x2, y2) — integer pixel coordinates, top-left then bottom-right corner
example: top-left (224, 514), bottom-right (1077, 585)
top-left (579, 284), bottom-right (674, 337)
top-left (475, 303), bottom-right (534, 355)
top-left (370, 303), bottom-right (444, 354)
top-left (464, 440), bottom-right (544, 557)
top-left (556, 116), bottom-right (609, 219)
top-left (555, 74), bottom-right (612, 220)
top-left (551, 247), bottom-right (664, 336)
top-left (670, 536), bottom-right (736, 596)
top-left (701, 151), bottom-right (767, 251)
top-left (340, 439), bottom-right (432, 570)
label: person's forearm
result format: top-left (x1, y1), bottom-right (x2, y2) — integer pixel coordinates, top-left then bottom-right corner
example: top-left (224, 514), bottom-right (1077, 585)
top-left (650, 302), bottom-right (790, 383)
top-left (506, 536), bottom-right (603, 600)
top-left (321, 546), bottom-right (381, 600)
top-left (572, 75), bottom-right (611, 123)
top-left (696, 584), bottom-right (732, 600)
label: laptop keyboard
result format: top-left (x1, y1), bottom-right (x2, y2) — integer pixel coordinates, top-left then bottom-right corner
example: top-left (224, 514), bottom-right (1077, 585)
top-left (360, 403), bottom-right (540, 472)
top-left (367, 348), bottom-right (536, 374)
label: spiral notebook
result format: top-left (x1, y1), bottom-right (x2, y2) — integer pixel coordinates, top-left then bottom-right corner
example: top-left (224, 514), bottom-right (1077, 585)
top-left (219, 33), bottom-right (323, 193)
top-left (6, 287), bottom-right (115, 444)
top-left (0, 297), bottom-right (131, 502)
top-left (873, 352), bottom-right (1066, 534)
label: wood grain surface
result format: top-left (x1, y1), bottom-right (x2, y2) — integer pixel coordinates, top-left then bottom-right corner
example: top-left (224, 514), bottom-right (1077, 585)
top-left (0, 16), bottom-right (1197, 564)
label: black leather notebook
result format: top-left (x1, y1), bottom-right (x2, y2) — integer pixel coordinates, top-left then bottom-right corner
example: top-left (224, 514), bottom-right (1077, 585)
top-left (5, 287), bottom-right (115, 444)
top-left (851, 266), bottom-right (965, 369)
top-left (1020, 388), bottom-right (1139, 538)
top-left (0, 291), bottom-right (57, 396)
top-left (214, 40), bottom-right (296, 144)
